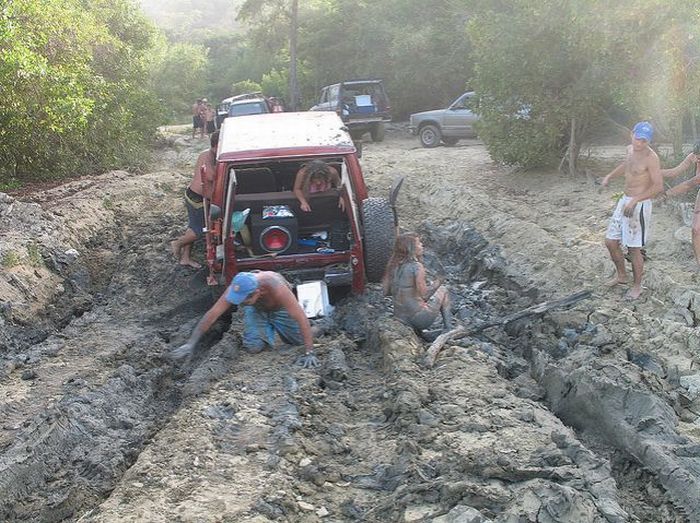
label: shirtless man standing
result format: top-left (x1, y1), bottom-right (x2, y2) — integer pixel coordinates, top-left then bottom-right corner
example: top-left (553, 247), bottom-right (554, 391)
top-left (171, 131), bottom-right (218, 268)
top-left (171, 271), bottom-right (319, 368)
top-left (601, 121), bottom-right (663, 300)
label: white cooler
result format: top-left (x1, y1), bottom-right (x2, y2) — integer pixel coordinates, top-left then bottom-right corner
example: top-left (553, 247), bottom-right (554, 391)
top-left (296, 281), bottom-right (333, 318)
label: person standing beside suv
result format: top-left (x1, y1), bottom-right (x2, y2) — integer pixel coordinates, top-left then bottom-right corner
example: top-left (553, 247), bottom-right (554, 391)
top-left (171, 131), bottom-right (219, 268)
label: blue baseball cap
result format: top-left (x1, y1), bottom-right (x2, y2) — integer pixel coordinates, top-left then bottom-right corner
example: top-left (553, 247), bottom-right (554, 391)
top-left (225, 272), bottom-right (259, 304)
top-left (632, 121), bottom-right (653, 142)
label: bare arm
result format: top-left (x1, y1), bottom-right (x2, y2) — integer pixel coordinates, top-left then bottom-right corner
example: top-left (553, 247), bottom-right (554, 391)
top-left (328, 166), bottom-right (346, 211)
top-left (414, 263), bottom-right (430, 299)
top-left (382, 271), bottom-right (391, 296)
top-left (277, 287), bottom-right (314, 352)
top-left (662, 153), bottom-right (695, 179)
top-left (667, 174), bottom-right (700, 197)
top-left (293, 168), bottom-right (311, 212)
top-left (602, 162), bottom-right (625, 187)
top-left (201, 164), bottom-right (216, 199)
top-left (176, 292), bottom-right (231, 356)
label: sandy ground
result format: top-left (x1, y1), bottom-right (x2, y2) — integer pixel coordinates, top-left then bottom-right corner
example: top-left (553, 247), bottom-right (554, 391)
top-left (1, 127), bottom-right (699, 522)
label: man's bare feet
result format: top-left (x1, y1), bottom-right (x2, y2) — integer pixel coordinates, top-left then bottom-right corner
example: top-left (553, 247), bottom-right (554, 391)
top-left (180, 259), bottom-right (202, 269)
top-left (604, 276), bottom-right (628, 287)
top-left (624, 286), bottom-right (642, 300)
top-left (170, 240), bottom-right (181, 261)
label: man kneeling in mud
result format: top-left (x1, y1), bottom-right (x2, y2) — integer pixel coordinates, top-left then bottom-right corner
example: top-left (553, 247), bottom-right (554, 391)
top-left (601, 121), bottom-right (663, 300)
top-left (172, 271), bottom-right (319, 368)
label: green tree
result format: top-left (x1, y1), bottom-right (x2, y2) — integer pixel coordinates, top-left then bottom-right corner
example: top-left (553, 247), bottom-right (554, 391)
top-left (0, 0), bottom-right (161, 185)
top-left (151, 40), bottom-right (209, 121)
top-left (468, 0), bottom-right (700, 170)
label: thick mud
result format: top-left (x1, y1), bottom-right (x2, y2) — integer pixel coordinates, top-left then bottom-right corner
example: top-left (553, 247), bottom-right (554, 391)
top-left (1, 128), bottom-right (699, 521)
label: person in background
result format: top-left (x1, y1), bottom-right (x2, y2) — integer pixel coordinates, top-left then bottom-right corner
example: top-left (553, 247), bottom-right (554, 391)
top-left (192, 99), bottom-right (203, 139)
top-left (171, 131), bottom-right (219, 268)
top-left (601, 121), bottom-right (663, 300)
top-left (197, 99), bottom-right (208, 138)
top-left (205, 102), bottom-right (216, 135)
top-left (172, 271), bottom-right (319, 368)
top-left (660, 141), bottom-right (700, 265)
top-left (382, 233), bottom-right (452, 338)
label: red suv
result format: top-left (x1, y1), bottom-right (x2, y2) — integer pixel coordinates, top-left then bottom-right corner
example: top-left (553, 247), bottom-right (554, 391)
top-left (203, 112), bottom-right (400, 297)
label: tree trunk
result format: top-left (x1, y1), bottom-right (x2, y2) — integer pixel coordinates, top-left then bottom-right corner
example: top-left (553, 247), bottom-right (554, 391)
top-left (568, 117), bottom-right (577, 176)
top-left (288, 0), bottom-right (299, 111)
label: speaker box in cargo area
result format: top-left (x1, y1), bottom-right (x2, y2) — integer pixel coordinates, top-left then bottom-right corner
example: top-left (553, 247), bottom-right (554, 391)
top-left (250, 213), bottom-right (298, 255)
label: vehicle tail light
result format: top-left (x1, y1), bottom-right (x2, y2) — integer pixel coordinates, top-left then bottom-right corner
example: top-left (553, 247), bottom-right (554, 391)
top-left (260, 226), bottom-right (292, 253)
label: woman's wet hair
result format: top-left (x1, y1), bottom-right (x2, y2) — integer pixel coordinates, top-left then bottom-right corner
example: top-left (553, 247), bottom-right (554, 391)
top-left (306, 159), bottom-right (329, 178)
top-left (384, 233), bottom-right (421, 282)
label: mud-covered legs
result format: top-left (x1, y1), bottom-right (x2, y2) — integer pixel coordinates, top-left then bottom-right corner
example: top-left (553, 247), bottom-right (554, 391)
top-left (605, 238), bottom-right (643, 299)
top-left (171, 228), bottom-right (201, 269)
top-left (605, 238), bottom-right (628, 285)
top-left (432, 286), bottom-right (453, 330)
top-left (626, 247), bottom-right (643, 299)
top-left (692, 210), bottom-right (700, 265)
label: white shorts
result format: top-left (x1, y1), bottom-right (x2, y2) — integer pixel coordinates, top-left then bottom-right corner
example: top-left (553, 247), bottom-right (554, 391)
top-left (606, 196), bottom-right (652, 248)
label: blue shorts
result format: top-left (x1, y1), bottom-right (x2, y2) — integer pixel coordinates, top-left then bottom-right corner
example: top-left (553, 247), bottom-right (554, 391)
top-left (185, 198), bottom-right (205, 237)
top-left (241, 306), bottom-right (303, 352)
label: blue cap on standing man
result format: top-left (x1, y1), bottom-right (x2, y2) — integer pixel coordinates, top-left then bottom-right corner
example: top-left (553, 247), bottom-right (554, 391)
top-left (632, 121), bottom-right (654, 143)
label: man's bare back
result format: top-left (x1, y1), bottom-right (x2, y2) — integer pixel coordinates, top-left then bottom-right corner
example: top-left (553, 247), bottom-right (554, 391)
top-left (250, 271), bottom-right (294, 311)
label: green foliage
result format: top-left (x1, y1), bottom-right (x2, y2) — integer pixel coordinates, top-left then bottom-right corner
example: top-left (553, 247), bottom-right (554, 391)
top-left (1, 250), bottom-right (21, 269)
top-left (468, 0), bottom-right (700, 168)
top-left (0, 0), bottom-right (161, 185)
top-left (150, 39), bottom-right (209, 121)
top-left (231, 79), bottom-right (262, 95)
top-left (26, 242), bottom-right (42, 267)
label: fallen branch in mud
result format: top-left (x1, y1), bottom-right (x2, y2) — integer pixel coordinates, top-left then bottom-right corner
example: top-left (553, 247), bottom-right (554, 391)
top-left (424, 290), bottom-right (592, 367)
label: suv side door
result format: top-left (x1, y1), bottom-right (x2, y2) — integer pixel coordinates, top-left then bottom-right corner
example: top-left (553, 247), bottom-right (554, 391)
top-left (442, 93), bottom-right (477, 138)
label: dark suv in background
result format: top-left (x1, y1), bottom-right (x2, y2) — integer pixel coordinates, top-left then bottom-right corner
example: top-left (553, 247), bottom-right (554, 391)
top-left (310, 80), bottom-right (391, 142)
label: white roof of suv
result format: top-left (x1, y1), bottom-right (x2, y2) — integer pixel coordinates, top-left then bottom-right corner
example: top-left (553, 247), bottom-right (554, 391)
top-left (218, 111), bottom-right (355, 162)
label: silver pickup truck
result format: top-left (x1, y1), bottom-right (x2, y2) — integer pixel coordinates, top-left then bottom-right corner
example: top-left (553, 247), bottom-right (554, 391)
top-left (409, 92), bottom-right (479, 147)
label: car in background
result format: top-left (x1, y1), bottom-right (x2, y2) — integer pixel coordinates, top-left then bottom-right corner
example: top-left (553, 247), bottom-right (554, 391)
top-left (409, 92), bottom-right (479, 148)
top-left (216, 93), bottom-right (285, 127)
top-left (310, 80), bottom-right (391, 142)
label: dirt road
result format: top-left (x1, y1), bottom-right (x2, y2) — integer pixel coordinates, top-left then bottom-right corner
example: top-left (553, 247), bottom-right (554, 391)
top-left (1, 129), bottom-right (698, 522)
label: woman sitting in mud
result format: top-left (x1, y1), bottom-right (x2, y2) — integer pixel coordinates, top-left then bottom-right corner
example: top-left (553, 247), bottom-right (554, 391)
top-left (293, 159), bottom-right (345, 212)
top-left (382, 233), bottom-right (453, 337)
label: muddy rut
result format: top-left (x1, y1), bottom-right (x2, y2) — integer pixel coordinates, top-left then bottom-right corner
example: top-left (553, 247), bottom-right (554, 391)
top-left (1, 130), bottom-right (699, 522)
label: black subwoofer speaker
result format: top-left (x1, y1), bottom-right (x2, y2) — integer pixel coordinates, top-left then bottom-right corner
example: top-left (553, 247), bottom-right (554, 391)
top-left (250, 214), bottom-right (298, 255)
